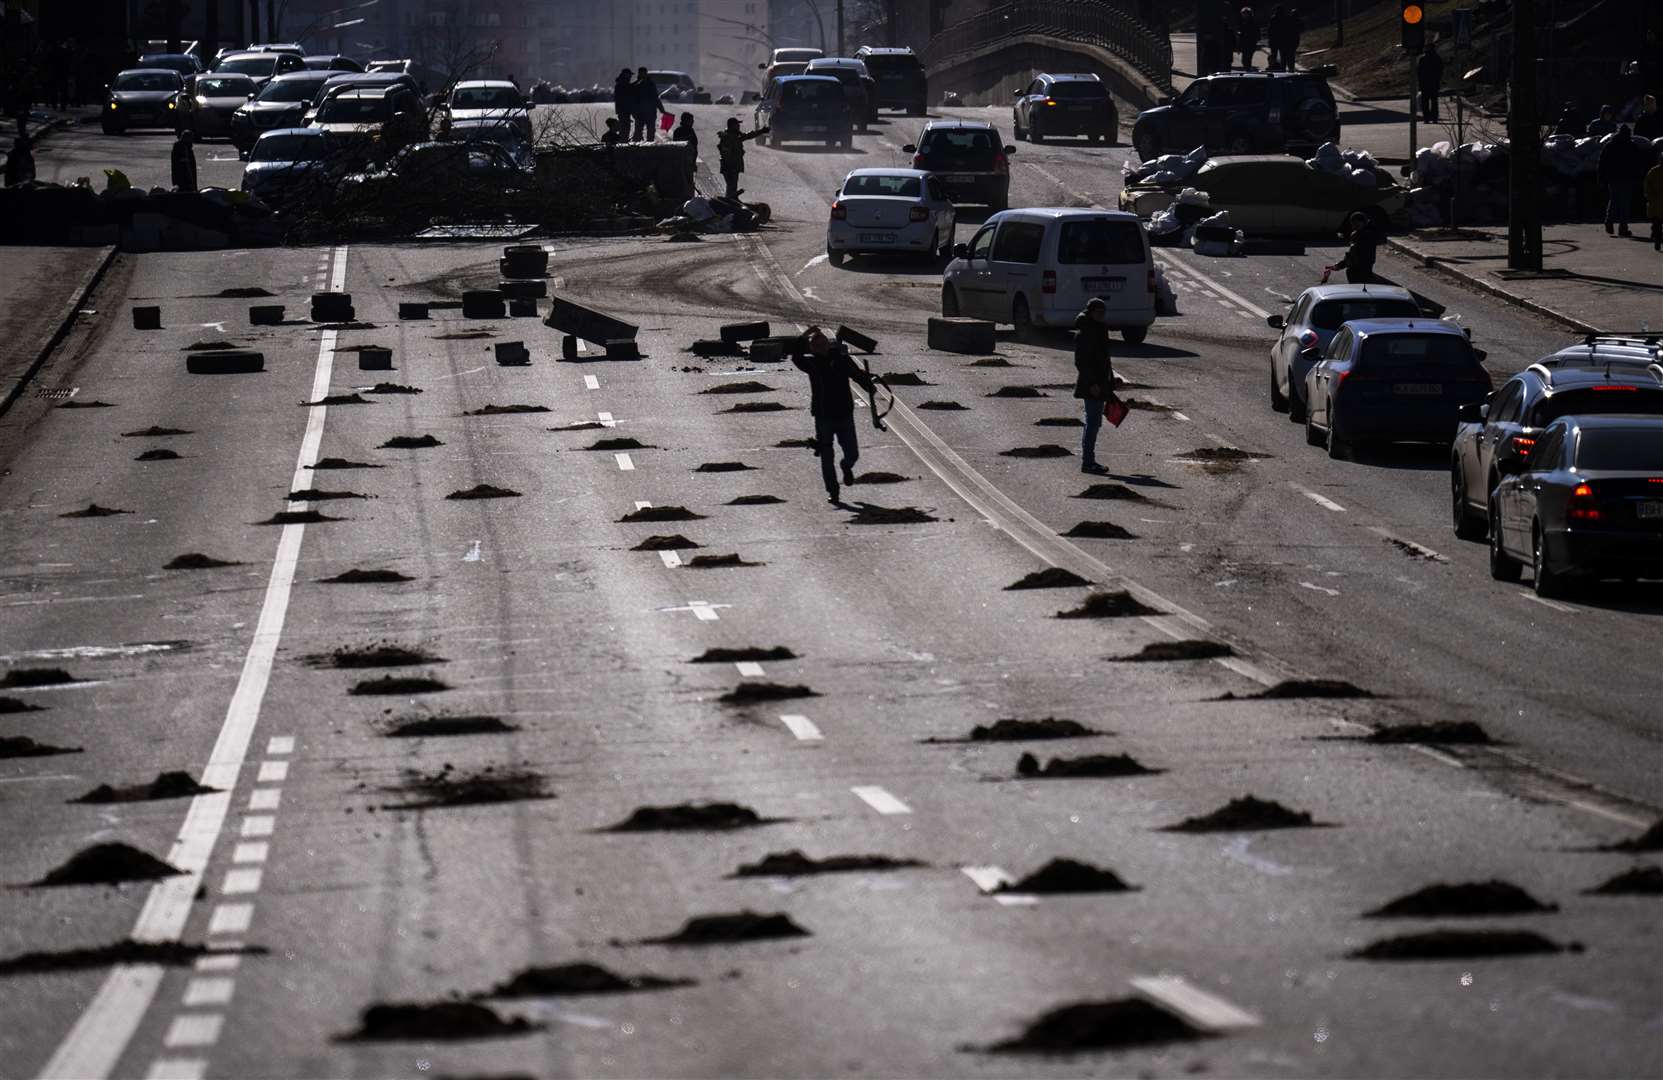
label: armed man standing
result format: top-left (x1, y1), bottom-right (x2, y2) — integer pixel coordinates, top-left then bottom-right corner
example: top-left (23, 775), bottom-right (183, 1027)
top-left (791, 327), bottom-right (879, 506)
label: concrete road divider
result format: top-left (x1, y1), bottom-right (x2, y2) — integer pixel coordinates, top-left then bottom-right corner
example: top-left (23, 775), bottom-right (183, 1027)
top-left (501, 245), bottom-right (549, 278)
top-left (462, 290), bottom-right (506, 319)
top-left (508, 298), bottom-right (538, 318)
top-left (748, 338), bottom-right (787, 362)
top-left (928, 316), bottom-right (996, 354)
top-left (132, 306), bottom-right (161, 330)
top-left (311, 292), bottom-right (353, 322)
top-left (499, 280), bottom-right (547, 300)
top-left (546, 296), bottom-right (636, 346)
top-left (186, 349), bottom-right (264, 374)
top-left (720, 320), bottom-right (770, 344)
top-left (357, 347), bottom-right (393, 370)
top-left (398, 302), bottom-right (429, 320)
top-left (605, 339), bottom-right (641, 361)
top-left (495, 341), bottom-right (531, 366)
top-left (562, 334), bottom-right (579, 360)
top-left (837, 325), bottom-right (878, 353)
top-left (250, 304), bottom-right (284, 326)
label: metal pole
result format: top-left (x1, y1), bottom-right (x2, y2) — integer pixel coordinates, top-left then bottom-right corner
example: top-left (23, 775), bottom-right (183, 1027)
top-left (1452, 91), bottom-right (1463, 230)
top-left (836, 0), bottom-right (844, 55)
top-left (1507, 0), bottom-right (1542, 270)
top-left (1408, 51), bottom-right (1417, 172)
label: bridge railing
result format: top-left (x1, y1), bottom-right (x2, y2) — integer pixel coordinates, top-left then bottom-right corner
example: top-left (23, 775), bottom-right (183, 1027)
top-left (922, 0), bottom-right (1174, 94)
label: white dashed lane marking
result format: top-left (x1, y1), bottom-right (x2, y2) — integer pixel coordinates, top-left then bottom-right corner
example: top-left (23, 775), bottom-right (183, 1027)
top-left (735, 661), bottom-right (765, 677)
top-left (658, 551), bottom-right (682, 568)
top-left (598, 411), bottom-right (617, 427)
top-left (144, 1060), bottom-right (206, 1080)
top-left (961, 866), bottom-right (1014, 892)
top-left (659, 601), bottom-right (727, 621)
top-left (1130, 976), bottom-right (1261, 1033)
top-left (615, 453), bottom-right (635, 471)
top-left (1290, 483), bottom-right (1347, 512)
top-left (583, 374), bottom-right (600, 390)
top-left (161, 1015), bottom-right (222, 1050)
top-left (851, 786), bottom-right (911, 815)
top-left (779, 714), bottom-right (823, 741)
top-left (206, 903), bottom-right (253, 936)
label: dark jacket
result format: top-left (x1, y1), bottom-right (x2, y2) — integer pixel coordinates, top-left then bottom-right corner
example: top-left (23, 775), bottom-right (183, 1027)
top-left (1073, 314), bottom-right (1114, 399)
top-left (171, 139), bottom-right (197, 192)
top-left (613, 74), bottom-right (634, 112)
top-left (672, 124), bottom-right (696, 157)
top-left (1238, 14), bottom-right (1260, 49)
top-left (1598, 133), bottom-right (1642, 186)
top-left (1416, 49), bottom-right (1443, 92)
top-left (1636, 110), bottom-right (1662, 139)
top-left (633, 76), bottom-right (664, 118)
top-left (792, 343), bottom-right (876, 416)
top-left (3, 138), bottom-right (34, 186)
top-left (1587, 117), bottom-right (1617, 139)
top-left (1332, 221), bottom-right (1381, 277)
top-left (717, 126), bottom-right (761, 171)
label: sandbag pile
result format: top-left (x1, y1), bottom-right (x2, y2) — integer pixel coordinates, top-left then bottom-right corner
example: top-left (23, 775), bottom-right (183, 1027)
top-left (1125, 144), bottom-right (1208, 186)
top-left (0, 178), bottom-right (282, 250)
top-left (1191, 210), bottom-right (1243, 257)
top-left (1148, 187), bottom-right (1213, 247)
top-left (1307, 142), bottom-right (1381, 187)
top-left (1407, 133), bottom-right (1662, 226)
top-left (657, 195), bottom-right (773, 235)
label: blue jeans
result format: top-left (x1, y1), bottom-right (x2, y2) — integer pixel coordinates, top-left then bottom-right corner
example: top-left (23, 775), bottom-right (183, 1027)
top-left (1081, 397), bottom-right (1105, 466)
top-left (815, 411), bottom-right (859, 495)
top-left (1606, 185), bottom-right (1632, 231)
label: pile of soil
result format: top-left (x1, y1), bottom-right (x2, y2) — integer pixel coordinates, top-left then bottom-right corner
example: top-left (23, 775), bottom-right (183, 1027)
top-left (1006, 568), bottom-right (1089, 590)
top-left (58, 401), bottom-right (114, 409)
top-left (1349, 930), bottom-right (1575, 961)
top-left (998, 858), bottom-right (1136, 894)
top-left (987, 999), bottom-right (1205, 1053)
top-left (971, 357), bottom-right (1014, 367)
top-left (338, 1002), bottom-right (539, 1041)
top-left (1002, 445), bottom-right (1072, 459)
top-left (257, 510), bottom-right (343, 526)
top-left (849, 472), bottom-right (910, 485)
top-left (691, 646), bottom-right (796, 663)
top-left (1124, 398), bottom-right (1176, 413)
top-left (606, 802), bottom-right (770, 832)
top-left (1056, 591), bottom-right (1157, 619)
top-left (686, 554), bottom-right (760, 568)
top-left (301, 393), bottom-right (372, 407)
top-left (33, 842), bottom-right (183, 886)
top-left (378, 434), bottom-right (443, 449)
top-left (643, 911), bottom-right (810, 946)
top-left (1076, 484), bottom-right (1150, 502)
top-left (702, 381), bottom-right (774, 395)
top-left (1599, 820), bottom-right (1663, 853)
top-left (485, 962), bottom-right (694, 997)
top-left (0, 696), bottom-right (43, 714)
top-left (386, 715), bottom-right (514, 738)
top-left (719, 682), bottom-right (815, 704)
top-left (446, 485), bottom-right (522, 500)
top-left (632, 534), bottom-right (700, 551)
top-left (586, 437), bottom-right (651, 451)
top-left (880, 372), bottom-right (930, 386)
top-left (1063, 521), bottom-right (1135, 539)
top-left (287, 489), bottom-right (369, 501)
top-left (696, 461), bottom-right (756, 472)
top-left (164, 553), bottom-right (241, 570)
top-left (468, 404), bottom-right (549, 415)
top-left (1165, 796), bottom-right (1320, 833)
top-left (554, 421), bottom-right (606, 431)
top-left (728, 494), bottom-right (786, 505)
top-left (848, 505), bottom-right (939, 525)
top-left (1016, 753), bottom-right (1159, 779)
top-left (433, 330), bottom-right (496, 341)
top-left (215, 286), bottom-right (273, 297)
top-left (1116, 640), bottom-right (1233, 662)
top-left (775, 438), bottom-right (817, 449)
top-left (1365, 721), bottom-right (1491, 745)
top-left (918, 400), bottom-right (969, 410)
top-left (1035, 417), bottom-right (1085, 427)
top-left (730, 851), bottom-right (924, 877)
top-left (136, 449), bottom-right (180, 461)
top-left (988, 386), bottom-right (1046, 398)
top-left (72, 771), bottom-right (216, 804)
top-left (385, 766), bottom-right (549, 809)
top-left (0, 736), bottom-right (80, 758)
top-left (306, 643), bottom-right (442, 669)
top-left (320, 568), bottom-right (412, 584)
top-left (0, 940), bottom-right (258, 976)
top-left (365, 384), bottom-right (422, 394)
top-left (350, 675), bottom-right (449, 695)
top-left (309, 457), bottom-right (383, 470)
top-left (967, 718), bottom-right (1099, 742)
top-left (1584, 866), bottom-right (1663, 895)
top-left (1220, 679), bottom-right (1372, 701)
top-left (1178, 447), bottom-right (1262, 462)
top-left (619, 506), bottom-right (705, 523)
top-left (122, 426), bottom-right (192, 437)
top-left (60, 504), bottom-right (131, 518)
top-left (1, 668), bottom-right (76, 688)
top-left (1366, 881), bottom-right (1557, 918)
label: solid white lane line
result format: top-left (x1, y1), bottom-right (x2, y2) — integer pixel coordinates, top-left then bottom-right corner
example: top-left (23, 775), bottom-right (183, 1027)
top-left (851, 786), bottom-right (911, 815)
top-left (1299, 581), bottom-right (1341, 596)
top-left (231, 842), bottom-right (268, 864)
top-left (265, 736), bottom-right (294, 755)
top-left (960, 866), bottom-right (1015, 893)
top-left (658, 551), bottom-right (682, 568)
top-left (1130, 975), bottom-right (1261, 1032)
top-left (239, 816), bottom-right (275, 838)
top-left (583, 374), bottom-right (600, 390)
top-left (735, 661), bottom-right (765, 677)
top-left (1524, 594), bottom-right (1576, 614)
top-left (1155, 254), bottom-right (1273, 318)
top-left (598, 411), bottom-right (617, 428)
top-left (36, 245), bottom-right (349, 1080)
top-left (161, 1015), bottom-right (222, 1049)
top-left (1291, 483), bottom-right (1346, 512)
top-left (615, 453), bottom-right (634, 471)
top-left (181, 979), bottom-right (234, 1008)
top-left (779, 714), bottom-right (823, 741)
top-left (206, 903), bottom-right (253, 936)
top-left (1367, 525), bottom-right (1446, 562)
top-left (256, 760), bottom-right (288, 783)
top-left (220, 868), bottom-right (262, 896)
top-left (247, 788), bottom-right (280, 811)
top-left (143, 1058), bottom-right (206, 1080)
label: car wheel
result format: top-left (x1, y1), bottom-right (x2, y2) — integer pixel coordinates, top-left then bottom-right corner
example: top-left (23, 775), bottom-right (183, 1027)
top-left (1013, 295), bottom-right (1039, 339)
top-left (941, 284), bottom-right (960, 317)
top-left (1326, 409), bottom-right (1349, 460)
top-left (1133, 128), bottom-right (1158, 161)
top-left (1269, 363), bottom-right (1288, 412)
top-left (1304, 408), bottom-right (1325, 447)
top-left (1488, 502), bottom-right (1522, 582)
top-left (828, 248), bottom-right (845, 267)
top-left (1289, 384), bottom-right (1307, 423)
top-left (1532, 523), bottom-right (1569, 598)
top-left (1451, 467), bottom-right (1485, 541)
top-left (1121, 326), bottom-right (1147, 345)
top-left (1031, 123), bottom-right (1044, 144)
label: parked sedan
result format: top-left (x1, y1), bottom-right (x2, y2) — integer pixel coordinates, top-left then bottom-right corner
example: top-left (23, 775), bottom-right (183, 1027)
top-left (902, 119), bottom-right (1015, 209)
top-left (1266, 285), bottom-right (1423, 420)
top-left (240, 128), bottom-right (334, 210)
top-left (103, 69), bottom-right (185, 134)
top-left (826, 168), bottom-right (956, 265)
top-left (212, 50), bottom-right (304, 89)
top-left (441, 80), bottom-right (532, 144)
top-left (1488, 415), bottom-right (1663, 596)
top-left (755, 75), bottom-right (852, 148)
top-left (230, 70), bottom-right (334, 154)
top-left (186, 73), bottom-right (256, 139)
top-left (1303, 319), bottom-right (1491, 458)
top-left (308, 87), bottom-right (427, 162)
top-left (1120, 155), bottom-right (1405, 236)
top-left (334, 140), bottom-right (535, 225)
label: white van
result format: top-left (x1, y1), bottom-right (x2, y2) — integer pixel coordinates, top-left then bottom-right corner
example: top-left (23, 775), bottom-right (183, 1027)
top-left (941, 208), bottom-right (1156, 343)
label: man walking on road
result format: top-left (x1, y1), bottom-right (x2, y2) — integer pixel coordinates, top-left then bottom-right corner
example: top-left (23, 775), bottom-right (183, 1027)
top-left (1325, 212), bottom-right (1382, 284)
top-left (171, 128), bottom-right (198, 193)
top-left (1599, 124), bottom-right (1641, 237)
top-left (791, 327), bottom-right (878, 505)
top-left (1416, 42), bottom-right (1444, 123)
top-left (717, 117), bottom-right (766, 201)
top-left (631, 67), bottom-right (668, 142)
top-left (1075, 299), bottom-right (1115, 475)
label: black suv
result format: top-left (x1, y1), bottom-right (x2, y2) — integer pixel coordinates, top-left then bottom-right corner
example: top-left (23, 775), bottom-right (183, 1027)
top-left (1131, 70), bottom-right (1339, 160)
top-left (1012, 73), bottom-right (1118, 144)
top-left (1450, 335), bottom-right (1663, 539)
top-left (902, 119), bottom-right (1015, 209)
top-left (855, 46), bottom-right (928, 115)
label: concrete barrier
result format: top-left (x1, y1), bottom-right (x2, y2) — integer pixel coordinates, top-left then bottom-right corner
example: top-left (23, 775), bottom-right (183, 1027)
top-left (186, 349), bottom-right (264, 374)
top-left (605, 339), bottom-right (641, 361)
top-left (546, 296), bottom-right (636, 346)
top-left (508, 298), bottom-right (538, 318)
top-left (462, 290), bottom-right (506, 319)
top-left (928, 316), bottom-right (996, 354)
top-left (132, 306), bottom-right (161, 330)
top-left (250, 304), bottom-right (284, 325)
top-left (398, 302), bottom-right (429, 320)
top-left (499, 279), bottom-right (547, 300)
top-left (720, 320), bottom-right (770, 343)
top-left (495, 341), bottom-right (531, 365)
top-left (837, 325), bottom-right (878, 353)
top-left (357, 347), bottom-right (393, 370)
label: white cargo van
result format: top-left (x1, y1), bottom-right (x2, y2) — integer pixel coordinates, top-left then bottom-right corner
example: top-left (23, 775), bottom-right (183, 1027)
top-left (941, 208), bottom-right (1156, 343)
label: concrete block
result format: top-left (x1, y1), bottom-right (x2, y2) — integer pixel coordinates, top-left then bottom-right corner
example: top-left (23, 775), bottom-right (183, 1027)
top-left (495, 341), bottom-right (531, 365)
top-left (562, 334), bottom-right (578, 360)
top-left (186, 349), bottom-right (264, 374)
top-left (357, 347), bottom-right (393, 370)
top-left (605, 339), bottom-right (641, 361)
top-left (398, 302), bottom-right (429, 319)
top-left (499, 279), bottom-right (547, 300)
top-left (546, 296), bottom-right (636, 345)
top-left (508, 298), bottom-right (538, 317)
top-left (500, 244), bottom-right (548, 277)
top-left (720, 320), bottom-right (770, 343)
top-left (132, 306), bottom-right (162, 330)
top-left (837, 324), bottom-right (878, 353)
top-left (249, 304), bottom-right (284, 325)
top-left (927, 316), bottom-right (996, 354)
top-left (462, 289), bottom-right (506, 319)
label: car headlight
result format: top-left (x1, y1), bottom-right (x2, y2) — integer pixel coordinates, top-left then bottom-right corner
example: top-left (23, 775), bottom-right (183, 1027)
top-left (167, 100), bottom-right (177, 109)
top-left (109, 101), bottom-right (119, 110)
top-left (196, 95), bottom-right (209, 105)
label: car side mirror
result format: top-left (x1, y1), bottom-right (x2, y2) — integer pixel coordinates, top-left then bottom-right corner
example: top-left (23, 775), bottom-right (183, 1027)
top-left (901, 143), bottom-right (916, 153)
top-left (952, 243), bottom-right (969, 259)
top-left (1472, 347), bottom-right (1487, 363)
top-left (758, 62), bottom-right (767, 69)
top-left (1012, 89), bottom-right (1024, 98)
top-left (1004, 145), bottom-right (1017, 154)
top-left (1456, 402), bottom-right (1484, 424)
top-left (1266, 314), bottom-right (1284, 329)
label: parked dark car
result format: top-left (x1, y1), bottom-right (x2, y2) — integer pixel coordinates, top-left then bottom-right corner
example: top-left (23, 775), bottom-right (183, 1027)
top-left (902, 119), bottom-right (1015, 209)
top-left (1488, 415), bottom-right (1663, 596)
top-left (307, 86), bottom-right (427, 163)
top-left (212, 50), bottom-right (305, 89)
top-left (1012, 73), bottom-right (1118, 144)
top-left (230, 70), bottom-right (335, 154)
top-left (1131, 69), bottom-right (1339, 160)
top-left (103, 69), bottom-right (185, 134)
top-left (1303, 319), bottom-right (1492, 458)
top-left (755, 75), bottom-right (853, 148)
top-left (335, 140), bottom-right (535, 225)
top-left (1450, 337), bottom-right (1663, 539)
top-left (186, 73), bottom-right (256, 139)
top-left (855, 46), bottom-right (927, 115)
top-left (137, 52), bottom-right (202, 85)
top-left (1267, 284), bottom-right (1424, 420)
top-left (804, 58), bottom-right (878, 130)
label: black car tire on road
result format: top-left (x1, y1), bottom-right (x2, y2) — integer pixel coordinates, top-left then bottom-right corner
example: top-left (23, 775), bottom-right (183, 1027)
top-left (1122, 327), bottom-right (1147, 345)
top-left (1489, 503), bottom-right (1523, 582)
top-left (941, 284), bottom-right (960, 317)
top-left (1532, 524), bottom-right (1569, 598)
top-left (828, 248), bottom-right (845, 266)
top-left (1269, 364), bottom-right (1288, 412)
top-left (1013, 295), bottom-right (1040, 341)
top-left (1304, 407), bottom-right (1325, 447)
top-left (1451, 468), bottom-right (1485, 541)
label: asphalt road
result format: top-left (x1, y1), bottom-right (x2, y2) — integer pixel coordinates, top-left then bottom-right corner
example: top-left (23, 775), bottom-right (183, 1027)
top-left (0, 104), bottom-right (1659, 1080)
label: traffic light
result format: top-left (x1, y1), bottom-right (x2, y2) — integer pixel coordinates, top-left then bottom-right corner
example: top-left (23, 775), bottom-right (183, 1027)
top-left (1401, 1), bottom-right (1426, 55)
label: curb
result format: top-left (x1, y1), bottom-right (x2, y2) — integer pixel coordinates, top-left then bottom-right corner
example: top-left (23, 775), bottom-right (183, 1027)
top-left (1385, 236), bottom-right (1600, 335)
top-left (0, 244), bottom-right (120, 420)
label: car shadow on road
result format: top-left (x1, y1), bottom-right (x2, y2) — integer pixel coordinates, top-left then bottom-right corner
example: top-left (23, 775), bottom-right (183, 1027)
top-left (1345, 443), bottom-right (1452, 472)
top-left (835, 256), bottom-right (949, 276)
top-left (1552, 580), bottom-right (1663, 615)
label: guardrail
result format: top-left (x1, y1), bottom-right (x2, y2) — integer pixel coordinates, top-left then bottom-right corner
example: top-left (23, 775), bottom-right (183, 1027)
top-left (922, 0), bottom-right (1174, 93)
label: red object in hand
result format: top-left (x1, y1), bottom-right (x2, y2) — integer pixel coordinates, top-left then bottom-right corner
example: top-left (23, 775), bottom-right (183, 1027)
top-left (660, 112), bottom-right (674, 132)
top-left (1104, 396), bottom-right (1129, 427)
top-left (1319, 266), bottom-right (1333, 284)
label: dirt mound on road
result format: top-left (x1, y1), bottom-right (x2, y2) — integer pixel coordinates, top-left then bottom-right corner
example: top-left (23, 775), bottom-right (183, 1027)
top-left (467, 404), bottom-right (548, 415)
top-left (1366, 721), bottom-right (1491, 745)
top-left (136, 449), bottom-right (180, 461)
top-left (686, 554), bottom-right (761, 568)
top-left (287, 489), bottom-right (369, 501)
top-left (702, 381), bottom-right (775, 394)
top-left (350, 675), bottom-right (449, 695)
top-left (1599, 820), bottom-right (1663, 853)
top-left (72, 771), bottom-right (217, 804)
top-left (320, 568), bottom-right (412, 584)
top-left (988, 385), bottom-right (1046, 398)
top-left (1002, 445), bottom-right (1071, 458)
top-left (60, 504), bottom-right (131, 518)
top-left (719, 682), bottom-right (815, 705)
top-left (257, 510), bottom-right (344, 526)
top-left (385, 715), bottom-right (515, 738)
top-left (365, 383), bottom-right (422, 394)
top-left (1075, 483), bottom-right (1151, 502)
top-left (848, 505), bottom-right (938, 525)
top-left (918, 400), bottom-right (969, 410)
top-left (1005, 568), bottom-right (1089, 590)
top-left (998, 858), bottom-right (1137, 894)
top-left (1016, 752), bottom-right (1159, 779)
top-left (384, 766), bottom-right (549, 809)
top-left (1064, 521), bottom-right (1136, 539)
top-left (33, 842), bottom-right (183, 886)
top-left (986, 999), bottom-right (1206, 1053)
top-left (1365, 881), bottom-right (1557, 918)
top-left (1220, 678), bottom-right (1373, 701)
top-left (965, 718), bottom-right (1100, 742)
top-left (1116, 640), bottom-right (1233, 662)
top-left (1, 668), bottom-right (77, 688)
top-left (696, 461), bottom-right (756, 472)
top-left (485, 962), bottom-right (694, 997)
top-left (0, 736), bottom-right (81, 758)
top-left (301, 394), bottom-right (373, 407)
top-left (728, 494), bottom-right (786, 505)
top-left (1585, 866), bottom-right (1663, 895)
top-left (691, 645), bottom-right (797, 663)
top-left (632, 534), bottom-right (700, 551)
top-left (606, 802), bottom-right (773, 832)
top-left (0, 940), bottom-right (261, 976)
top-left (122, 426), bottom-right (192, 437)
top-left (338, 1002), bottom-right (539, 1041)
top-left (730, 851), bottom-right (924, 877)
top-left (1056, 591), bottom-right (1157, 619)
top-left (0, 697), bottom-right (43, 714)
top-left (165, 553), bottom-right (242, 570)
top-left (307, 643), bottom-right (443, 668)
top-left (619, 506), bottom-right (705, 522)
top-left (642, 911), bottom-right (810, 946)
top-left (309, 457), bottom-right (383, 470)
top-left (1165, 796), bottom-right (1322, 833)
top-left (1349, 930), bottom-right (1577, 961)
top-left (378, 434), bottom-right (443, 449)
top-left (446, 485), bottom-right (521, 500)
top-left (586, 437), bottom-right (652, 451)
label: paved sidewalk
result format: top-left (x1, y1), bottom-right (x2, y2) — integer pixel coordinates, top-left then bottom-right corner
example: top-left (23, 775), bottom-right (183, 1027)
top-left (0, 246), bottom-right (118, 416)
top-left (1389, 224), bottom-right (1663, 334)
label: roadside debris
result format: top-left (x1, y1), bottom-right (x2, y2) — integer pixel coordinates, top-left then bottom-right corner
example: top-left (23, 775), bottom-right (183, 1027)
top-left (775, 438), bottom-right (816, 449)
top-left (1219, 678), bottom-right (1372, 700)
top-left (689, 340), bottom-right (747, 357)
top-left (847, 504), bottom-right (938, 525)
top-left (1164, 796), bottom-right (1323, 832)
top-left (0, 736), bottom-right (82, 758)
top-left (383, 766), bottom-right (550, 809)
top-left (0, 941), bottom-right (262, 977)
top-left (686, 554), bottom-right (761, 568)
top-left (722, 401), bottom-right (792, 413)
top-left (1115, 640), bottom-right (1234, 662)
top-left (72, 771), bottom-right (217, 804)
top-left (620, 506), bottom-right (705, 522)
top-left (1365, 721), bottom-right (1491, 745)
top-left (918, 400), bottom-right (968, 410)
top-left (32, 842), bottom-right (183, 886)
top-left (305, 643), bottom-right (443, 668)
top-left (186, 350), bottom-right (263, 374)
top-left (0, 697), bottom-right (43, 714)
top-left (1585, 866), bottom-right (1663, 896)
top-left (640, 911), bottom-right (810, 946)
top-left (136, 449), bottom-right (180, 461)
top-left (256, 509), bottom-right (343, 525)
top-left (989, 386), bottom-right (1046, 398)
top-left (546, 296), bottom-right (636, 348)
top-left (727, 494), bottom-right (786, 505)
top-left (309, 457), bottom-right (383, 469)
top-left (1006, 568), bottom-right (1089, 591)
top-left (1063, 521), bottom-right (1136, 539)
top-left (847, 472), bottom-right (909, 484)
top-left (1056, 591), bottom-right (1157, 619)
top-left (690, 646), bottom-right (796, 663)
top-left (122, 425), bottom-right (191, 437)
top-left (484, 963), bottom-right (693, 998)
top-left (997, 859), bottom-right (1137, 894)
top-left (446, 484), bottom-right (522, 500)
top-left (1348, 930), bottom-right (1577, 961)
top-left (337, 1002), bottom-right (539, 1041)
top-left (986, 999), bottom-right (1206, 1053)
top-left (300, 393), bottom-right (371, 406)
top-left (350, 675), bottom-right (449, 695)
top-left (880, 372), bottom-right (930, 386)
top-left (631, 534), bottom-right (700, 551)
top-left (730, 852), bottom-right (924, 877)
top-left (0, 668), bottom-right (77, 688)
top-left (1075, 484), bottom-right (1151, 502)
top-left (702, 381), bottom-right (775, 395)
top-left (132, 306), bottom-right (161, 330)
top-left (1364, 881), bottom-right (1557, 918)
top-left (164, 553), bottom-right (242, 570)
top-left (605, 803), bottom-right (772, 832)
top-left (287, 489), bottom-right (369, 502)
top-left (586, 437), bottom-right (653, 451)
top-left (961, 718), bottom-right (1100, 742)
top-left (721, 321), bottom-right (770, 344)
top-left (1015, 752), bottom-right (1160, 778)
top-left (385, 716), bottom-right (515, 738)
top-left (378, 434), bottom-right (444, 449)
top-left (696, 461), bottom-right (756, 472)
top-left (719, 682), bottom-right (816, 704)
top-left (320, 568), bottom-right (412, 584)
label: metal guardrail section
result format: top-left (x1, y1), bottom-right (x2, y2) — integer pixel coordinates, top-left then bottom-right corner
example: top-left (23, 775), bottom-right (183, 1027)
top-left (923, 0), bottom-right (1174, 93)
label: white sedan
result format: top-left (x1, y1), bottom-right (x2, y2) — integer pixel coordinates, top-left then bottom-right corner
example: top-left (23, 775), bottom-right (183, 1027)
top-left (826, 168), bottom-right (956, 266)
top-left (441, 79), bottom-right (533, 143)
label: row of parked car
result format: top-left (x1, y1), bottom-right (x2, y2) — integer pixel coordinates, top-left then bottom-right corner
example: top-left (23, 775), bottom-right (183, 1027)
top-left (1267, 290), bottom-right (1663, 595)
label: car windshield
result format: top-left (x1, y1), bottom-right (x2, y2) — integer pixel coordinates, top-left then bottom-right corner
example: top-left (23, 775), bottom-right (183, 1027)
top-left (844, 174), bottom-right (921, 197)
top-left (116, 72), bottom-right (180, 91)
top-left (1535, 387), bottom-right (1663, 425)
top-left (1049, 81), bottom-right (1107, 99)
top-left (1575, 428), bottom-right (1663, 470)
top-left (317, 97), bottom-right (389, 122)
top-left (783, 81), bottom-right (843, 104)
top-left (1357, 334), bottom-right (1474, 369)
top-left (258, 78), bottom-right (323, 102)
top-left (1309, 298), bottom-right (1420, 331)
top-left (452, 87), bottom-right (521, 109)
top-left (921, 129), bottom-right (994, 154)
top-left (219, 56), bottom-right (278, 76)
top-left (1057, 219), bottom-right (1146, 264)
top-left (863, 55), bottom-right (920, 76)
top-left (251, 134), bottom-right (324, 162)
top-left (196, 78), bottom-right (251, 97)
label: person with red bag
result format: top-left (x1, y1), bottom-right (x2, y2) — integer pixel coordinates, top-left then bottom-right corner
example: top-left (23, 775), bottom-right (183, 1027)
top-left (1074, 298), bottom-right (1120, 475)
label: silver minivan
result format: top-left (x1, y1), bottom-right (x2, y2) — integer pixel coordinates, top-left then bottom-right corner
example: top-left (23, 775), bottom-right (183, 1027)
top-left (941, 208), bottom-right (1156, 343)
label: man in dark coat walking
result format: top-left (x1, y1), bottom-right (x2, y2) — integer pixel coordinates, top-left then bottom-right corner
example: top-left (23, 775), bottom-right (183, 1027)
top-left (1599, 124), bottom-right (1641, 236)
top-left (1416, 43), bottom-right (1444, 123)
top-left (631, 67), bottom-right (669, 142)
top-left (1325, 212), bottom-right (1382, 284)
top-left (171, 128), bottom-right (198, 192)
top-left (1074, 299), bottom-right (1115, 475)
top-left (717, 117), bottom-right (766, 201)
top-left (791, 327), bottom-right (878, 505)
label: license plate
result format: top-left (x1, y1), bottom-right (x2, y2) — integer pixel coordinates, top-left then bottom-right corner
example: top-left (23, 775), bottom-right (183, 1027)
top-left (1083, 277), bottom-right (1124, 292)
top-left (947, 173), bottom-right (976, 183)
top-left (859, 233), bottom-right (896, 243)
top-left (1394, 383), bottom-right (1442, 395)
top-left (1638, 501), bottom-right (1663, 520)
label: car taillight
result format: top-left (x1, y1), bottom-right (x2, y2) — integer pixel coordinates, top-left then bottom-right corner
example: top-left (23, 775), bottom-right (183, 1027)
top-left (1511, 435), bottom-right (1536, 455)
top-left (1567, 482), bottom-right (1601, 522)
top-left (909, 206), bottom-right (928, 222)
top-left (911, 153), bottom-right (925, 168)
top-left (1590, 384), bottom-right (1638, 391)
top-left (1042, 270), bottom-right (1056, 294)
top-left (993, 152), bottom-right (1008, 175)
top-left (830, 201), bottom-right (845, 220)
